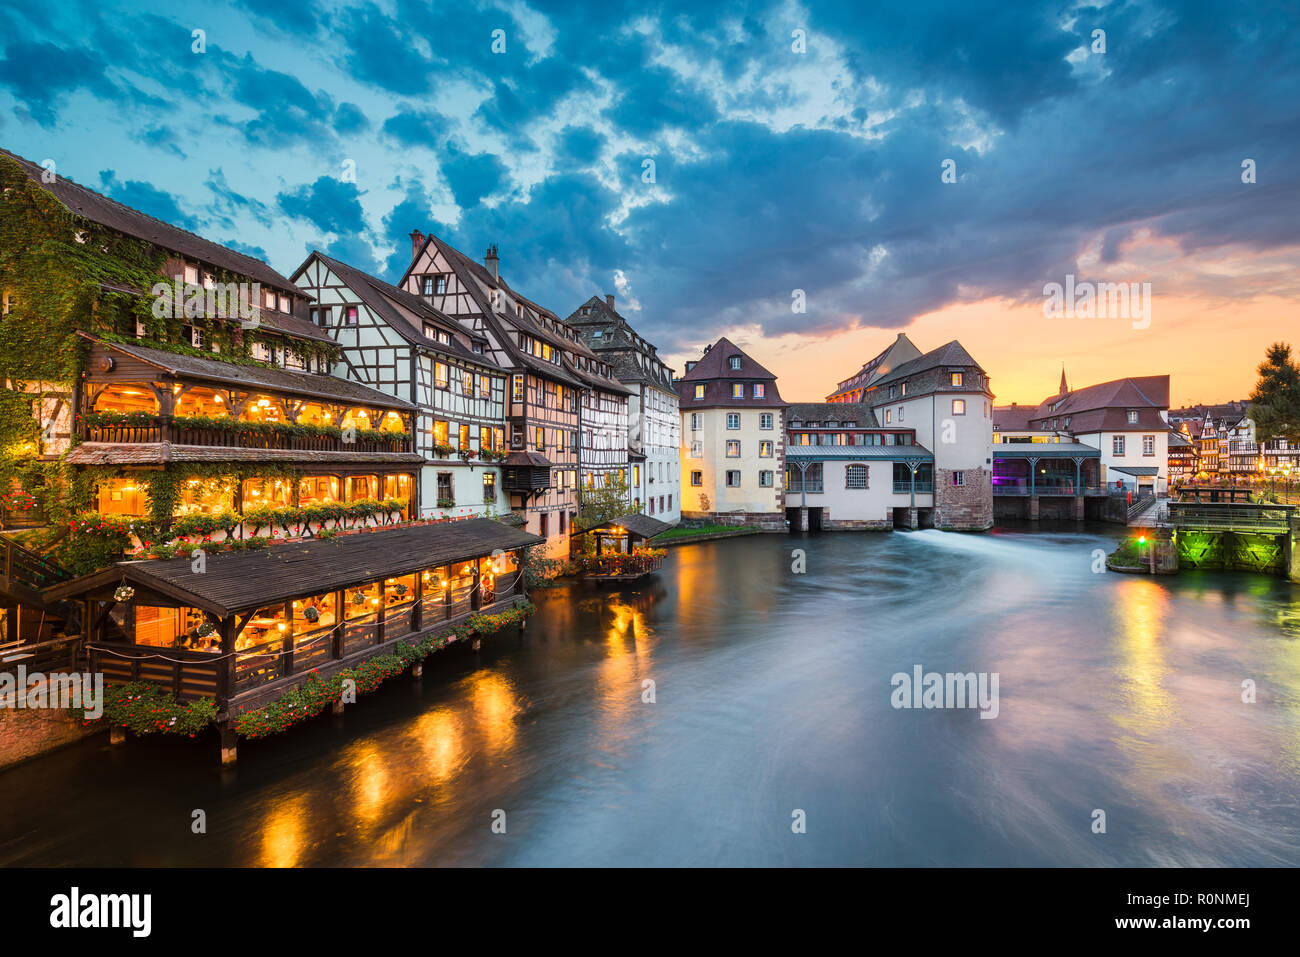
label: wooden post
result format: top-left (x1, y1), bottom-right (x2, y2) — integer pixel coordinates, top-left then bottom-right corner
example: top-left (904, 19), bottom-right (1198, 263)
top-left (219, 725), bottom-right (237, 766)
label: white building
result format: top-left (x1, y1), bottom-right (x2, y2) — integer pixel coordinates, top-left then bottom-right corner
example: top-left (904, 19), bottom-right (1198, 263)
top-left (567, 294), bottom-right (680, 523)
top-left (995, 372), bottom-right (1171, 497)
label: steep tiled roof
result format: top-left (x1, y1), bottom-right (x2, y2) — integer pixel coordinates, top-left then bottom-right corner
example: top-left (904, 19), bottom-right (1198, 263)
top-left (869, 340), bottom-right (986, 389)
top-left (565, 295), bottom-right (676, 393)
top-left (828, 333), bottom-right (924, 397)
top-left (1025, 375), bottom-right (1171, 433)
top-left (680, 336), bottom-right (778, 381)
top-left (676, 337), bottom-right (785, 408)
top-left (297, 252), bottom-right (501, 370)
top-left (1, 147), bottom-right (302, 297)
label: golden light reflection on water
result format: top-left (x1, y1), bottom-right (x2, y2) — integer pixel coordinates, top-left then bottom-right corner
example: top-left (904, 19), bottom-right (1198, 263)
top-left (467, 671), bottom-right (521, 757)
top-left (259, 794), bottom-right (308, 867)
top-left (349, 743), bottom-right (391, 827)
top-left (1112, 578), bottom-right (1174, 737)
top-left (412, 709), bottom-right (466, 788)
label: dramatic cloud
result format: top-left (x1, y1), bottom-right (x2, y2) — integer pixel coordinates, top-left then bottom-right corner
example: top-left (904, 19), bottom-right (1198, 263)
top-left (0, 0), bottom-right (1295, 367)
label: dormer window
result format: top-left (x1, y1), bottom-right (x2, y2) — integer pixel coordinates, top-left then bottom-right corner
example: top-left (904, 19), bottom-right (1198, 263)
top-left (262, 288), bottom-right (276, 309)
top-left (1127, 410), bottom-right (1139, 424)
top-left (184, 264), bottom-right (199, 285)
top-left (278, 293), bottom-right (291, 313)
top-left (951, 371), bottom-right (964, 387)
top-left (729, 356), bottom-right (742, 370)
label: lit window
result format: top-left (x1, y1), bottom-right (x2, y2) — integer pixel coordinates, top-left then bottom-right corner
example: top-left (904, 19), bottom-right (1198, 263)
top-left (759, 441), bottom-right (773, 457)
top-left (726, 440), bottom-right (741, 457)
top-left (694, 385), bottom-right (705, 400)
top-left (951, 372), bottom-right (964, 387)
top-left (952, 399), bottom-right (966, 415)
top-left (753, 383), bottom-right (765, 398)
top-left (513, 375), bottom-right (524, 401)
top-left (435, 363), bottom-right (449, 389)
top-left (731, 383), bottom-right (743, 399)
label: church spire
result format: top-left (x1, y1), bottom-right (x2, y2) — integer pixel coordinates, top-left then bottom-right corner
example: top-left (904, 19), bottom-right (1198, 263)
top-left (1059, 364), bottom-right (1068, 395)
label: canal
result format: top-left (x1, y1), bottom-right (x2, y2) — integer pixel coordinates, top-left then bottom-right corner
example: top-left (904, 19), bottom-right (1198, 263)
top-left (2, 527), bottom-right (1299, 866)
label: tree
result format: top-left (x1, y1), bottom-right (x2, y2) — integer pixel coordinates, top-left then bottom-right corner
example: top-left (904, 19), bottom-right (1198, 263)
top-left (1249, 342), bottom-right (1300, 444)
top-left (574, 477), bottom-right (631, 557)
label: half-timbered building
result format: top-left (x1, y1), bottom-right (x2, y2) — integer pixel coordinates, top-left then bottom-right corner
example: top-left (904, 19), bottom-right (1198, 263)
top-left (400, 232), bottom-right (597, 557)
top-left (566, 294), bottom-right (681, 522)
top-left (0, 149), bottom-right (421, 647)
top-left (291, 252), bottom-right (509, 519)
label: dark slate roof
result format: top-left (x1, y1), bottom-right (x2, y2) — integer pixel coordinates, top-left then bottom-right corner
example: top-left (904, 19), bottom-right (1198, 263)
top-left (681, 336), bottom-right (778, 381)
top-left (54, 518), bottom-right (544, 617)
top-left (504, 451), bottom-right (552, 467)
top-left (83, 334), bottom-right (414, 408)
top-left (0, 147), bottom-right (302, 297)
top-left (407, 234), bottom-right (597, 379)
top-left (676, 337), bottom-right (785, 408)
top-left (575, 512), bottom-right (674, 539)
top-left (993, 405), bottom-right (1036, 430)
top-left (563, 353), bottom-right (633, 396)
top-left (1168, 430), bottom-right (1194, 448)
top-left (784, 402), bottom-right (879, 428)
top-left (1109, 465), bottom-right (1161, 476)
top-left (868, 340), bottom-right (986, 389)
top-left (828, 333), bottom-right (924, 397)
top-left (300, 253), bottom-right (501, 370)
top-left (64, 443), bottom-right (423, 466)
top-left (564, 295), bottom-right (677, 393)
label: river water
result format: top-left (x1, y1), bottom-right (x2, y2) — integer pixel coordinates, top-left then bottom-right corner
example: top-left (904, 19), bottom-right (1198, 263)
top-left (2, 527), bottom-right (1299, 866)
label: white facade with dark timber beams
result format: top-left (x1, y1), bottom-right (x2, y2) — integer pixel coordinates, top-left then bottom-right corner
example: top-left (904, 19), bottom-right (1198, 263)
top-left (566, 294), bottom-right (680, 522)
top-left (292, 252), bottom-right (509, 520)
top-left (400, 232), bottom-right (595, 558)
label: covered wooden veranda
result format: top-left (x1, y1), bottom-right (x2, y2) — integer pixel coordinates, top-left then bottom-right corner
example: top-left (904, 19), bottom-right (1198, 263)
top-left (570, 512), bottom-right (672, 581)
top-left (45, 518), bottom-right (543, 718)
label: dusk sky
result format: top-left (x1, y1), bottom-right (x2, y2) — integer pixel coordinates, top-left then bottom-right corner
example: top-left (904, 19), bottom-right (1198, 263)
top-left (2, 0), bottom-right (1296, 406)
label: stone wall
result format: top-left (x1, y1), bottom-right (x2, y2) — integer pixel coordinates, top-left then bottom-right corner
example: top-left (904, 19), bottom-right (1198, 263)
top-left (934, 467), bottom-right (993, 530)
top-left (681, 510), bottom-right (787, 531)
top-left (0, 704), bottom-right (101, 770)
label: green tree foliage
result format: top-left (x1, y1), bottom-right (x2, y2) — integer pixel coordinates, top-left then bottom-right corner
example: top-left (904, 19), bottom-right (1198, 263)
top-left (1249, 342), bottom-right (1300, 444)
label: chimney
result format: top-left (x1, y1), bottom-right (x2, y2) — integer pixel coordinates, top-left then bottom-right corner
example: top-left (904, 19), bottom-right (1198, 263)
top-left (484, 244), bottom-right (499, 282)
top-left (409, 229), bottom-right (425, 258)
top-left (605, 293), bottom-right (615, 311)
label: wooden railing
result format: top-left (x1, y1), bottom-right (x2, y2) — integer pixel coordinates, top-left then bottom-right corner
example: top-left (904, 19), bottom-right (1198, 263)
top-left (1, 538), bottom-right (73, 591)
top-left (0, 635), bottom-right (83, 677)
top-left (83, 419), bottom-right (411, 454)
top-left (87, 644), bottom-right (221, 702)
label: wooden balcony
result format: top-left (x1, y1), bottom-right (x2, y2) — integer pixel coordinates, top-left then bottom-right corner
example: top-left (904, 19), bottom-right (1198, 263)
top-left (82, 417), bottom-right (412, 454)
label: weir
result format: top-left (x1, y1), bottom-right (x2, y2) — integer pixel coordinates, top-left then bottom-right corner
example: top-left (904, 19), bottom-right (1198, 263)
top-left (1166, 502), bottom-right (1300, 582)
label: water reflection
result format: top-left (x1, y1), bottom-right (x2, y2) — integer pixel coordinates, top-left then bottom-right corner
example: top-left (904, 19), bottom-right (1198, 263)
top-left (1, 530), bottom-right (1299, 867)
